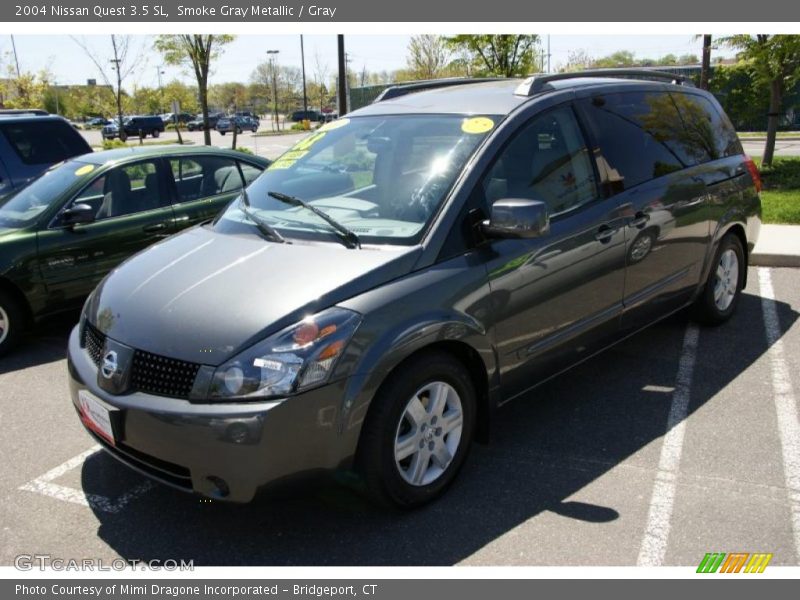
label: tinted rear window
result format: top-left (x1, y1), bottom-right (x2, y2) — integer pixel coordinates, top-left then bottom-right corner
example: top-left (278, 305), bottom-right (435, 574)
top-left (0, 119), bottom-right (90, 165)
top-left (669, 92), bottom-right (742, 163)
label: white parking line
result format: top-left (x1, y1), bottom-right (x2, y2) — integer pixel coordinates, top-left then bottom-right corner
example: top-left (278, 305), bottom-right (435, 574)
top-left (18, 445), bottom-right (154, 514)
top-left (637, 324), bottom-right (700, 566)
top-left (758, 267), bottom-right (800, 561)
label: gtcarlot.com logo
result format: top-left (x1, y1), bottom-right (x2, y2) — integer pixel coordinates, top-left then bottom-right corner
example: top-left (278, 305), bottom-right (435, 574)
top-left (697, 552), bottom-right (773, 573)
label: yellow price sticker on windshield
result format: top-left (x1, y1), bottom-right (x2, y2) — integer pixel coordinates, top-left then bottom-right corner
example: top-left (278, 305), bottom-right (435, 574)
top-left (319, 117), bottom-right (350, 132)
top-left (74, 164), bottom-right (95, 176)
top-left (461, 117), bottom-right (495, 134)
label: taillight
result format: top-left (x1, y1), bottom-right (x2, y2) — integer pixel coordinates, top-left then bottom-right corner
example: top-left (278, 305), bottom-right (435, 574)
top-left (744, 156), bottom-right (762, 193)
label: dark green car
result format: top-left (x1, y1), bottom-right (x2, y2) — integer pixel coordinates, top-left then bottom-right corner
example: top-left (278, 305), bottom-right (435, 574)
top-left (0, 145), bottom-right (269, 355)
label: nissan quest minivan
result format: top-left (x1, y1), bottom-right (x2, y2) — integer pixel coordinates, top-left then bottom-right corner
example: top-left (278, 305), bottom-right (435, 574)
top-left (67, 71), bottom-right (761, 508)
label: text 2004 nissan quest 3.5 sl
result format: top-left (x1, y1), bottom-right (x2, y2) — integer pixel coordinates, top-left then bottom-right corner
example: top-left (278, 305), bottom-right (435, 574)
top-left (69, 71), bottom-right (761, 508)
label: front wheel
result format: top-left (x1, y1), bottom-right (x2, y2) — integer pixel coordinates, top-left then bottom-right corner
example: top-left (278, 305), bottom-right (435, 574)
top-left (355, 351), bottom-right (476, 508)
top-left (0, 291), bottom-right (24, 357)
top-left (693, 233), bottom-right (745, 325)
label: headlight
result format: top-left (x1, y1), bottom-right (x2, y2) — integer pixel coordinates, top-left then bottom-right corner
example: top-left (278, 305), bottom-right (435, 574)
top-left (209, 307), bottom-right (361, 400)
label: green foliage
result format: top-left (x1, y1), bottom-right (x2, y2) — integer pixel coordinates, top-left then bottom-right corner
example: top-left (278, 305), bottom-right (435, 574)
top-left (444, 35), bottom-right (540, 77)
top-left (719, 35), bottom-right (800, 90)
top-left (102, 139), bottom-right (128, 150)
top-left (709, 63), bottom-right (770, 131)
top-left (756, 157), bottom-right (800, 190)
top-left (233, 146), bottom-right (254, 155)
top-left (755, 157), bottom-right (800, 224)
top-left (761, 190), bottom-right (800, 224)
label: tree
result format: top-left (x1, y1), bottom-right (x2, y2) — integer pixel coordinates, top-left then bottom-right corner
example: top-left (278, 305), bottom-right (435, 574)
top-left (699, 35), bottom-right (712, 90)
top-left (154, 35), bottom-right (235, 145)
top-left (592, 50), bottom-right (637, 68)
top-left (560, 49), bottom-right (593, 73)
top-left (312, 51), bottom-right (330, 111)
top-left (444, 35), bottom-right (540, 77)
top-left (719, 35), bottom-right (800, 165)
top-left (406, 35), bottom-right (450, 80)
top-left (0, 67), bottom-right (52, 109)
top-left (72, 35), bottom-right (143, 141)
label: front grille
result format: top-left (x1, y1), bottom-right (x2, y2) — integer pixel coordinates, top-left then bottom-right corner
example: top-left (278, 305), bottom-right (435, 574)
top-left (131, 349), bottom-right (201, 399)
top-left (83, 322), bottom-right (105, 367)
top-left (82, 322), bottom-right (201, 399)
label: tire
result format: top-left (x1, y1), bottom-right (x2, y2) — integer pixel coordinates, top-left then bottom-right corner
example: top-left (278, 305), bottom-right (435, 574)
top-left (355, 351), bottom-right (476, 508)
top-left (219, 131), bottom-right (226, 136)
top-left (152, 129), bottom-right (160, 138)
top-left (236, 127), bottom-right (242, 135)
top-left (251, 127), bottom-right (258, 133)
top-left (0, 291), bottom-right (24, 357)
top-left (692, 233), bottom-right (745, 325)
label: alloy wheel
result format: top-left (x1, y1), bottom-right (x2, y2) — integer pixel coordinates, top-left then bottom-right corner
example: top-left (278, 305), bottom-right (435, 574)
top-left (713, 248), bottom-right (739, 311)
top-left (394, 381), bottom-right (463, 486)
top-left (0, 304), bottom-right (9, 345)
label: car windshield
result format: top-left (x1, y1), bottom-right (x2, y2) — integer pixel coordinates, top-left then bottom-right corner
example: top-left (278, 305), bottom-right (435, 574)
top-left (0, 160), bottom-right (89, 227)
top-left (213, 114), bottom-right (498, 245)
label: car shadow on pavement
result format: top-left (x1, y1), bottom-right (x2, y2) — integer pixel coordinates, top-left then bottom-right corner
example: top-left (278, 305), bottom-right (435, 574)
top-left (82, 287), bottom-right (798, 566)
top-left (0, 313), bottom-right (76, 375)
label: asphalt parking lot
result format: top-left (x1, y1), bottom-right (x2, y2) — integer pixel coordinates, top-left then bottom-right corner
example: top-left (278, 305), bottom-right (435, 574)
top-left (0, 267), bottom-right (798, 567)
top-left (80, 127), bottom-right (308, 161)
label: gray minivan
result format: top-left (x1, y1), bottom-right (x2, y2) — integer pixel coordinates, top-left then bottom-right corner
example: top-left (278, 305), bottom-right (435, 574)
top-left (67, 71), bottom-right (761, 508)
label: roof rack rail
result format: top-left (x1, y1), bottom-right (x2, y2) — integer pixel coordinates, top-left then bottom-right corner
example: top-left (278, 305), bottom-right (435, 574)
top-left (0, 108), bottom-right (49, 116)
top-left (373, 77), bottom-right (507, 103)
top-left (514, 69), bottom-right (694, 97)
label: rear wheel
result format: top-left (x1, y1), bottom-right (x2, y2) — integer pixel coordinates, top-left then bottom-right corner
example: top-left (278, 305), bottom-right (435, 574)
top-left (693, 233), bottom-right (745, 325)
top-left (356, 351), bottom-right (476, 508)
top-left (152, 129), bottom-right (160, 138)
top-left (0, 291), bottom-right (24, 357)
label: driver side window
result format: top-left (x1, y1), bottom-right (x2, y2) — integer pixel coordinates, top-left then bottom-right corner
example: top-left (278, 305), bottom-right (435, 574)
top-left (483, 106), bottom-right (597, 216)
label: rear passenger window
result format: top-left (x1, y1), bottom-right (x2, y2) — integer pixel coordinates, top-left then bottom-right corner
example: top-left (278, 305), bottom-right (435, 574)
top-left (669, 93), bottom-right (742, 163)
top-left (0, 120), bottom-right (89, 165)
top-left (482, 106), bottom-right (597, 216)
top-left (577, 92), bottom-right (685, 195)
top-left (170, 156), bottom-right (244, 203)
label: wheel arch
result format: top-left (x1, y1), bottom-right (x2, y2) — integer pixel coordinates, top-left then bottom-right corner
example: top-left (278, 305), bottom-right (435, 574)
top-left (0, 276), bottom-right (33, 325)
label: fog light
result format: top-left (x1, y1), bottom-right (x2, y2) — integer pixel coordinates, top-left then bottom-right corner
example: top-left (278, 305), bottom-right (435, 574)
top-left (206, 476), bottom-right (230, 498)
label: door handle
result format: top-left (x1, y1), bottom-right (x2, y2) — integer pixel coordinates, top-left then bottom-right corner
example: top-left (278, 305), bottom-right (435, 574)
top-left (628, 212), bottom-right (650, 229)
top-left (595, 225), bottom-right (615, 243)
top-left (143, 223), bottom-right (168, 233)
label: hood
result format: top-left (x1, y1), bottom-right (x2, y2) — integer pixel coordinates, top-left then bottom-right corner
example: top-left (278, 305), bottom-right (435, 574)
top-left (87, 225), bottom-right (420, 365)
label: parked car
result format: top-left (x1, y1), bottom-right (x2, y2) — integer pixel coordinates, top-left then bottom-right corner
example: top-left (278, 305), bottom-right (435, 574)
top-left (161, 112), bottom-right (195, 125)
top-left (0, 145), bottom-right (269, 355)
top-left (0, 112), bottom-right (92, 202)
top-left (67, 71), bottom-right (761, 508)
top-left (290, 109), bottom-right (323, 123)
top-left (102, 116), bottom-right (165, 140)
top-left (87, 117), bottom-right (112, 128)
top-left (186, 113), bottom-right (223, 132)
top-left (216, 115), bottom-right (259, 135)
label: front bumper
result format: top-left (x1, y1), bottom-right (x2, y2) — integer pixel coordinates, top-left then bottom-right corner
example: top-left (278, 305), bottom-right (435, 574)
top-left (67, 326), bottom-right (356, 503)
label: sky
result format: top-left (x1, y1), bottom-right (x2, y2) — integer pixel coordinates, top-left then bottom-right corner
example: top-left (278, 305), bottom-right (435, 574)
top-left (0, 34), bottom-right (737, 89)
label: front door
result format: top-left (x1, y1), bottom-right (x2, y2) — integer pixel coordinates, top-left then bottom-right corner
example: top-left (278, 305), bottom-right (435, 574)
top-left (36, 158), bottom-right (176, 309)
top-left (479, 104), bottom-right (628, 401)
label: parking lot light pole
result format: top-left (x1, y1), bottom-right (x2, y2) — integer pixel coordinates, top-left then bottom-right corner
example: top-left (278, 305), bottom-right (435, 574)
top-left (300, 35), bottom-right (309, 123)
top-left (266, 49), bottom-right (280, 131)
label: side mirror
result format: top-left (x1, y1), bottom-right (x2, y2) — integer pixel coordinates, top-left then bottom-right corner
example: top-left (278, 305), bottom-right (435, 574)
top-left (482, 198), bottom-right (549, 239)
top-left (62, 203), bottom-right (96, 227)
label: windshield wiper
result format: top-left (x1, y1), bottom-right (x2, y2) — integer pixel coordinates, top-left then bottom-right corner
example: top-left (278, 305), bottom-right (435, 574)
top-left (268, 190), bottom-right (361, 249)
top-left (239, 189), bottom-right (286, 244)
